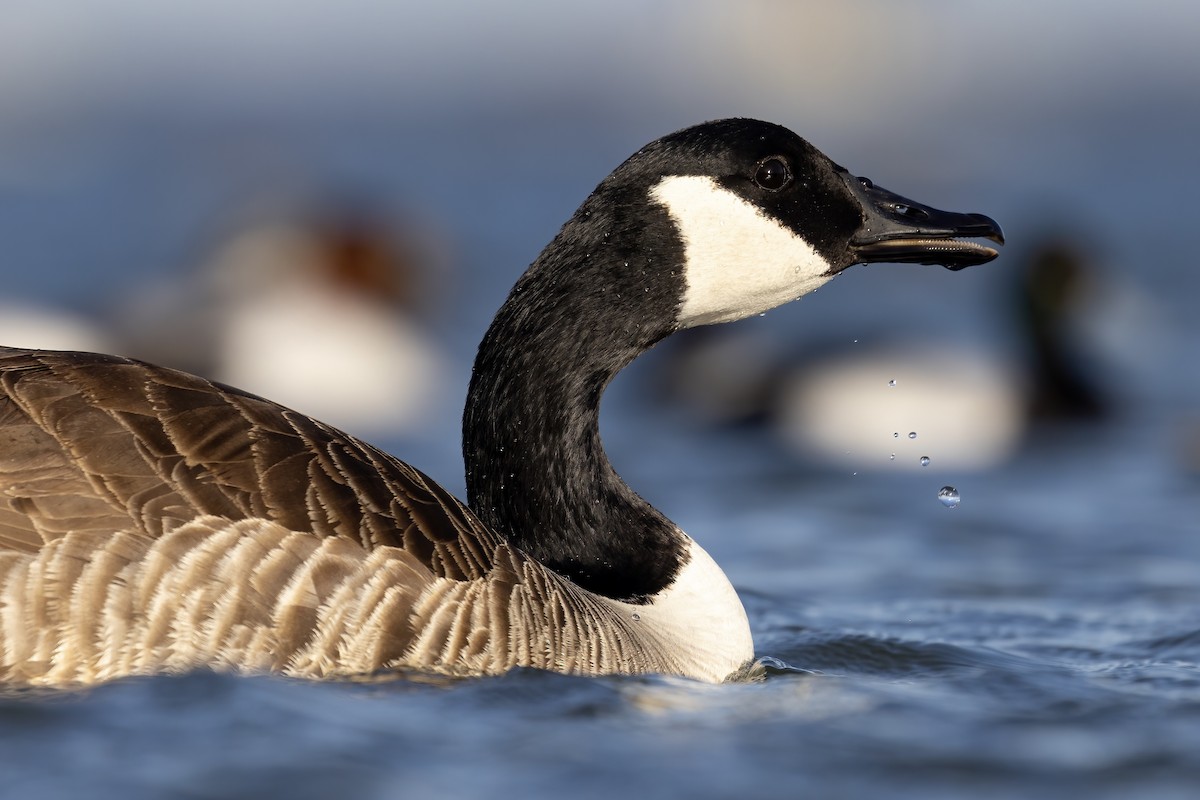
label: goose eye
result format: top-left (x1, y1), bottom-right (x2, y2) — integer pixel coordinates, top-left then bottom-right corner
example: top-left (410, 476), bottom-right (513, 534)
top-left (753, 157), bottom-right (791, 192)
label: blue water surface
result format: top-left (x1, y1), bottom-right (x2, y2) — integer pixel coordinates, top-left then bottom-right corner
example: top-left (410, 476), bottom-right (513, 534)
top-left (1, 414), bottom-right (1198, 800)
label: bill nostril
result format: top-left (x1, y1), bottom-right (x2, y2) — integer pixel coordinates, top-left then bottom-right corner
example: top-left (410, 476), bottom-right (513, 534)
top-left (891, 203), bottom-right (929, 220)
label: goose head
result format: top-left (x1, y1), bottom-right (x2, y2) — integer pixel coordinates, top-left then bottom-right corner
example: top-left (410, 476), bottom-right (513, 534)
top-left (637, 119), bottom-right (1004, 328)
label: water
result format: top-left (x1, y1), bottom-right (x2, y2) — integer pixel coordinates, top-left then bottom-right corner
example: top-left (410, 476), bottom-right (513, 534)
top-left (938, 485), bottom-right (961, 508)
top-left (1, 417), bottom-right (1197, 800)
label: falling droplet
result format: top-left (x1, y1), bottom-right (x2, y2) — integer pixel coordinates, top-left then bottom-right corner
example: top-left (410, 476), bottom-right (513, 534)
top-left (893, 432), bottom-right (899, 439)
top-left (920, 456), bottom-right (930, 467)
top-left (908, 432), bottom-right (917, 439)
top-left (889, 453), bottom-right (896, 461)
top-left (631, 613), bottom-right (641, 622)
top-left (887, 379), bottom-right (896, 387)
top-left (937, 485), bottom-right (960, 508)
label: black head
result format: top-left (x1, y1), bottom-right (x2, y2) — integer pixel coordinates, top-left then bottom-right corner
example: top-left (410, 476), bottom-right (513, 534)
top-left (588, 119), bottom-right (1003, 329)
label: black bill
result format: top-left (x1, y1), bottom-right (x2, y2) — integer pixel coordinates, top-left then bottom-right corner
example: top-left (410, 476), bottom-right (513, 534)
top-left (841, 172), bottom-right (1005, 270)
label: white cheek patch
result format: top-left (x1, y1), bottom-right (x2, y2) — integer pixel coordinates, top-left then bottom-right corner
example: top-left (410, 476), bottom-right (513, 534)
top-left (651, 175), bottom-right (836, 328)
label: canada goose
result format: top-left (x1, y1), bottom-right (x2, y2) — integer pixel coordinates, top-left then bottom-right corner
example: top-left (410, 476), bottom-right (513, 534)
top-left (0, 119), bottom-right (1002, 686)
top-left (772, 239), bottom-right (1105, 469)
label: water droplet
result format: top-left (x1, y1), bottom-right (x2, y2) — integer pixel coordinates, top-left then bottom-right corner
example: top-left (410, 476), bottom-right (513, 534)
top-left (631, 613), bottom-right (641, 622)
top-left (937, 485), bottom-right (960, 508)
top-left (920, 456), bottom-right (930, 467)
top-left (893, 432), bottom-right (899, 439)
top-left (887, 379), bottom-right (896, 387)
top-left (908, 432), bottom-right (917, 439)
top-left (889, 453), bottom-right (896, 461)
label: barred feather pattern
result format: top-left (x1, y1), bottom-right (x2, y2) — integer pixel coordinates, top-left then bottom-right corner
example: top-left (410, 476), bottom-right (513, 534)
top-left (0, 349), bottom-right (683, 686)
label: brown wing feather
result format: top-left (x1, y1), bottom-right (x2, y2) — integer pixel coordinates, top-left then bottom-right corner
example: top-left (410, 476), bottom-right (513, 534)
top-left (0, 347), bottom-right (500, 579)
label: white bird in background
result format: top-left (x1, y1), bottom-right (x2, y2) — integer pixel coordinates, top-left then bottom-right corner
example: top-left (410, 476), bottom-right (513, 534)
top-left (656, 240), bottom-right (1110, 472)
top-left (117, 208), bottom-right (450, 438)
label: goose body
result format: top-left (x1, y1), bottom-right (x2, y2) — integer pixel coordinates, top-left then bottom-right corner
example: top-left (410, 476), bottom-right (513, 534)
top-left (0, 119), bottom-right (1002, 686)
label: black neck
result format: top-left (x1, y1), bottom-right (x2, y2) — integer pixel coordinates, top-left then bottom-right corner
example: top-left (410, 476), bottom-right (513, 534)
top-left (462, 185), bottom-right (686, 601)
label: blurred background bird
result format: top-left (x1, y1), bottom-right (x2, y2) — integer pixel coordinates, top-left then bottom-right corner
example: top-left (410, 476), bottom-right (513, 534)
top-left (112, 202), bottom-right (450, 438)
